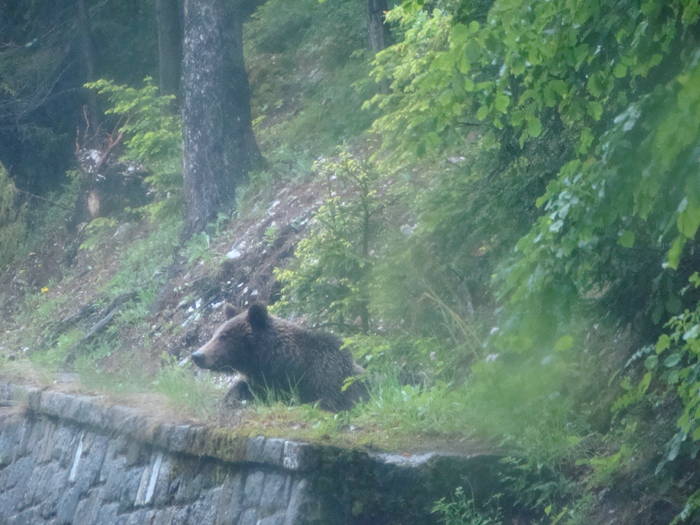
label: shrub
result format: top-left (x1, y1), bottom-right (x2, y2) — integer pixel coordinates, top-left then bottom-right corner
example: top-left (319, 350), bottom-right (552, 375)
top-left (0, 162), bottom-right (28, 269)
top-left (275, 150), bottom-right (382, 333)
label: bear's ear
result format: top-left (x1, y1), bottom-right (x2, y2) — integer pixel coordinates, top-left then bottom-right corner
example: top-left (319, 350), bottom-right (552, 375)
top-left (248, 303), bottom-right (269, 331)
top-left (223, 303), bottom-right (238, 320)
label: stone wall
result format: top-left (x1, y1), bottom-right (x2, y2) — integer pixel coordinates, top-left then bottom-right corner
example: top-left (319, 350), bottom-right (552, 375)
top-left (0, 382), bottom-right (504, 524)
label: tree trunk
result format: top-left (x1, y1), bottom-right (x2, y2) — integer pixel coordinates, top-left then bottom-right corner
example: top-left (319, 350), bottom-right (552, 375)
top-left (367, 0), bottom-right (392, 53)
top-left (77, 0), bottom-right (98, 133)
top-left (181, 0), bottom-right (262, 237)
top-left (156, 0), bottom-right (182, 97)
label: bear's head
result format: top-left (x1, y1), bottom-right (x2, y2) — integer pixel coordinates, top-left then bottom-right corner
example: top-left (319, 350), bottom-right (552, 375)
top-left (191, 303), bottom-right (270, 373)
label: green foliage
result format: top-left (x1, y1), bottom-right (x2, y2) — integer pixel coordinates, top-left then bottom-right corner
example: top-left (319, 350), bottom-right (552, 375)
top-left (275, 151), bottom-right (382, 333)
top-left (263, 224), bottom-right (280, 246)
top-left (79, 217), bottom-right (118, 252)
top-left (247, 0), bottom-right (317, 54)
top-left (460, 350), bottom-right (591, 467)
top-left (584, 444), bottom-right (636, 489)
top-left (0, 162), bottom-right (28, 269)
top-left (673, 488), bottom-right (700, 525)
top-left (183, 231), bottom-right (218, 266)
top-left (379, 0), bottom-right (696, 158)
top-left (85, 77), bottom-right (183, 218)
top-left (30, 327), bottom-right (83, 371)
top-left (432, 486), bottom-right (502, 525)
top-left (365, 7), bottom-right (455, 162)
top-left (648, 278), bottom-right (700, 474)
top-left (354, 372), bottom-right (466, 435)
top-left (248, 380), bottom-right (304, 408)
top-left (354, 1), bottom-right (700, 518)
top-left (152, 355), bottom-right (223, 418)
top-left (369, 0), bottom-right (700, 341)
top-left (284, 58), bottom-right (376, 152)
top-left (502, 53), bottom-right (700, 341)
top-left (22, 174), bottom-right (81, 247)
top-left (344, 332), bottom-right (474, 385)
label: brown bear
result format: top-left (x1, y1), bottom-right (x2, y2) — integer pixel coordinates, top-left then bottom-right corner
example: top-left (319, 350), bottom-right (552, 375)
top-left (191, 303), bottom-right (367, 411)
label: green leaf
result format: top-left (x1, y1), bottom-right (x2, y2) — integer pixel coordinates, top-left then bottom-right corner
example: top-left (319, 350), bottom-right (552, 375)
top-left (543, 84), bottom-right (557, 107)
top-left (664, 352), bottom-right (682, 368)
top-left (574, 44), bottom-right (590, 67)
top-left (451, 23), bottom-right (469, 44)
top-left (683, 324), bottom-right (700, 341)
top-left (692, 426), bottom-right (700, 442)
top-left (476, 105), bottom-right (489, 121)
top-left (618, 230), bottom-right (635, 248)
top-left (613, 63), bottom-right (628, 78)
top-left (527, 116), bottom-right (543, 138)
top-left (550, 79), bottom-right (568, 96)
top-left (644, 354), bottom-right (658, 370)
top-left (578, 127), bottom-right (594, 153)
top-left (639, 371), bottom-right (652, 394)
top-left (465, 41), bottom-right (481, 62)
top-left (677, 201), bottom-right (700, 239)
top-left (587, 73), bottom-right (605, 97)
top-left (494, 93), bottom-right (510, 113)
top-left (457, 55), bottom-right (471, 75)
top-left (588, 101), bottom-right (604, 121)
top-left (690, 272), bottom-right (700, 288)
top-left (666, 369), bottom-right (679, 385)
top-left (656, 334), bottom-right (671, 353)
top-left (666, 236), bottom-right (686, 270)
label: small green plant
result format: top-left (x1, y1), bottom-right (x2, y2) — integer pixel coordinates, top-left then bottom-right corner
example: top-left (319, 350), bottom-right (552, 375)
top-left (584, 444), bottom-right (635, 488)
top-left (79, 217), bottom-right (118, 252)
top-left (274, 150), bottom-right (382, 333)
top-left (152, 355), bottom-right (223, 418)
top-left (432, 486), bottom-right (502, 525)
top-left (263, 223), bottom-right (280, 246)
top-left (674, 489), bottom-right (700, 525)
top-left (352, 371), bottom-right (469, 437)
top-left (29, 327), bottom-right (83, 371)
top-left (183, 231), bottom-right (216, 265)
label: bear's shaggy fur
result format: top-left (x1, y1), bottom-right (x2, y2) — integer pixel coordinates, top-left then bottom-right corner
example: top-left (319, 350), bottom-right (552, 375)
top-left (191, 303), bottom-right (366, 411)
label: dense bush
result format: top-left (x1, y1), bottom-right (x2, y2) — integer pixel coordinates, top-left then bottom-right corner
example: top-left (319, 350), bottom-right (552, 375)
top-left (274, 0), bottom-right (700, 520)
